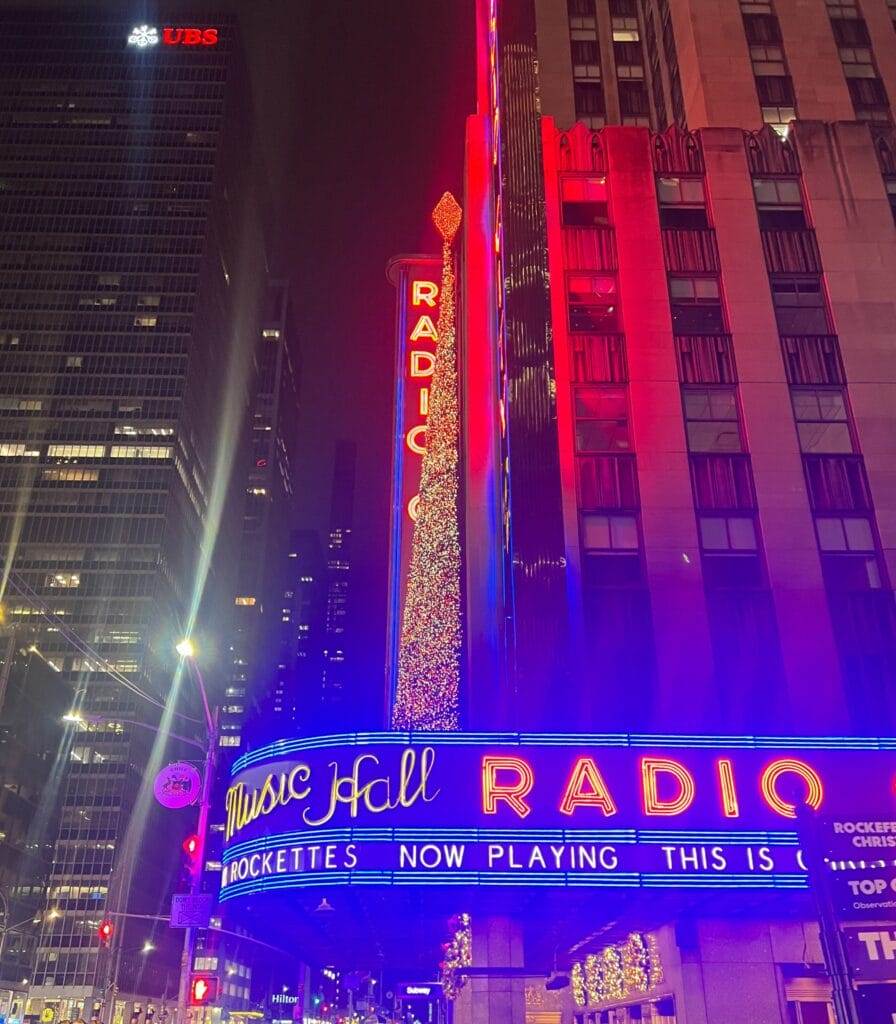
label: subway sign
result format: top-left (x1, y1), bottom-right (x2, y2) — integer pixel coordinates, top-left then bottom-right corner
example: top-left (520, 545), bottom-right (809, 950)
top-left (218, 733), bottom-right (896, 899)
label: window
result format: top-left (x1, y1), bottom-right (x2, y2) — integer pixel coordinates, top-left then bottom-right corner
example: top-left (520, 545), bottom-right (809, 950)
top-left (66, 356), bottom-right (83, 368)
top-left (561, 177), bottom-right (610, 227)
top-left (571, 334), bottom-right (628, 382)
top-left (574, 388), bottom-right (630, 451)
top-left (571, 39), bottom-right (601, 79)
top-left (804, 455), bottom-right (870, 511)
top-left (194, 957), bottom-right (218, 972)
top-left (568, 274), bottom-right (619, 331)
top-left (792, 387), bottom-right (853, 453)
top-left (109, 445), bottom-right (172, 459)
top-left (42, 468), bottom-right (100, 482)
top-left (46, 573), bottom-right (80, 589)
top-left (657, 176), bottom-right (705, 205)
top-left (137, 295), bottom-right (161, 307)
top-left (825, 0), bottom-right (860, 17)
top-left (133, 317), bottom-right (157, 328)
top-left (762, 105), bottom-right (796, 132)
top-left (817, 515), bottom-right (874, 552)
top-left (699, 515), bottom-right (758, 551)
top-left (750, 44), bottom-right (786, 75)
top-left (577, 454), bottom-right (639, 508)
top-left (669, 276), bottom-right (725, 334)
top-left (574, 82), bottom-right (605, 126)
top-left (219, 736), bottom-right (241, 747)
top-left (676, 335), bottom-right (736, 384)
top-left (611, 16), bottom-right (640, 40)
top-left (743, 13), bottom-right (781, 41)
top-left (582, 513), bottom-right (639, 550)
top-left (683, 387), bottom-right (742, 452)
top-left (690, 454), bottom-right (756, 509)
top-left (781, 335), bottom-right (843, 385)
top-left (234, 596), bottom-right (256, 606)
top-left (771, 277), bottom-right (829, 334)
top-left (619, 81), bottom-right (650, 123)
top-left (47, 445), bottom-right (105, 459)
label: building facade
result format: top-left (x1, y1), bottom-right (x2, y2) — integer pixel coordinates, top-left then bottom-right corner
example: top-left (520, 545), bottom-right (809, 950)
top-left (0, 10), bottom-right (266, 1018)
top-left (455, 0), bottom-right (896, 1021)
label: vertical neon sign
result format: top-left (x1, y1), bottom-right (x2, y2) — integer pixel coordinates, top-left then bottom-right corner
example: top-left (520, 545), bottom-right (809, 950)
top-left (385, 256), bottom-right (443, 708)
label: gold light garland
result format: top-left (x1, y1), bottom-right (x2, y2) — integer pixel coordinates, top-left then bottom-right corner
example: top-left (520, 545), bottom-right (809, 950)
top-left (392, 192), bottom-right (463, 731)
top-left (440, 912), bottom-right (472, 1000)
top-left (573, 933), bottom-right (663, 1006)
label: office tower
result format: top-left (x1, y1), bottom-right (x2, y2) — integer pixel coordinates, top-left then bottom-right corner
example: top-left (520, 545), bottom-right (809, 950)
top-left (0, 10), bottom-right (265, 1017)
top-left (223, 281), bottom-right (300, 755)
top-left (265, 529), bottom-right (324, 728)
top-left (0, 629), bottom-right (68, 1009)
top-left (318, 441), bottom-right (357, 726)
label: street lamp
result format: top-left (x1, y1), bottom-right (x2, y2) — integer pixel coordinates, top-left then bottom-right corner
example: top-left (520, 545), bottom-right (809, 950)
top-left (175, 637), bottom-right (195, 659)
top-left (141, 941), bottom-right (155, 954)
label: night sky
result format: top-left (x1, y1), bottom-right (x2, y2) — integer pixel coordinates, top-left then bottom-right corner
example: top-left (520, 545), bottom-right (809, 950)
top-left (271, 2), bottom-right (475, 718)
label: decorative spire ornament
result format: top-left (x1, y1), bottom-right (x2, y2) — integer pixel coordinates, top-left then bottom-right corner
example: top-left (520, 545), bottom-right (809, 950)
top-left (392, 192), bottom-right (463, 730)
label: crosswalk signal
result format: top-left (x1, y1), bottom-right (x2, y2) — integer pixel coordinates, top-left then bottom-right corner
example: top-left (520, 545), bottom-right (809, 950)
top-left (190, 976), bottom-right (218, 1006)
top-left (97, 920), bottom-right (114, 945)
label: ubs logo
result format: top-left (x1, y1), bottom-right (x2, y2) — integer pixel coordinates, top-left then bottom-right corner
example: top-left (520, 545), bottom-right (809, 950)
top-left (163, 27), bottom-right (219, 46)
top-left (127, 25), bottom-right (219, 48)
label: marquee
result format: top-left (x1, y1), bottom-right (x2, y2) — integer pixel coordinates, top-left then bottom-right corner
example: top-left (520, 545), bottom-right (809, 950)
top-left (218, 732), bottom-right (896, 900)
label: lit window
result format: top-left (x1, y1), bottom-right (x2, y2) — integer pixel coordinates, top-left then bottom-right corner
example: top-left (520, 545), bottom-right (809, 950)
top-left (47, 445), bottom-right (106, 459)
top-left (66, 356), bottom-right (83, 368)
top-left (568, 274), bottom-right (619, 332)
top-left (561, 176), bottom-right (609, 226)
top-left (219, 736), bottom-right (241, 747)
top-left (234, 596), bottom-right (256, 606)
top-left (0, 444), bottom-right (27, 457)
top-left (262, 329), bottom-right (281, 338)
top-left (46, 573), bottom-right (80, 589)
top-left (133, 317), bottom-right (157, 327)
top-left (42, 468), bottom-right (100, 482)
top-left (137, 295), bottom-right (161, 307)
top-left (109, 445), bottom-right (172, 459)
top-left (669, 276), bottom-right (725, 334)
top-left (611, 16), bottom-right (640, 40)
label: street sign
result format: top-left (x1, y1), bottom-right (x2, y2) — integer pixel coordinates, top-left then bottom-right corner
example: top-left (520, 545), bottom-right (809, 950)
top-left (170, 892), bottom-right (214, 928)
top-left (154, 762), bottom-right (201, 809)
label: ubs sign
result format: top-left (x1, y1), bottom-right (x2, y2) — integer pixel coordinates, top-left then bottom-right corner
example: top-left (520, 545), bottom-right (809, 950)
top-left (127, 25), bottom-right (219, 48)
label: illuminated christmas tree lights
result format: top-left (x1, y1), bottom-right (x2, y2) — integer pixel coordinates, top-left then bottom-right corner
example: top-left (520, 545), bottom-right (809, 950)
top-left (392, 192), bottom-right (463, 730)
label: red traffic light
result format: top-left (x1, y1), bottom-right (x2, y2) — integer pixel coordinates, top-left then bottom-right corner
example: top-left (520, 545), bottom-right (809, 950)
top-left (97, 920), bottom-right (114, 944)
top-left (182, 834), bottom-right (200, 858)
top-left (190, 976), bottom-right (218, 1006)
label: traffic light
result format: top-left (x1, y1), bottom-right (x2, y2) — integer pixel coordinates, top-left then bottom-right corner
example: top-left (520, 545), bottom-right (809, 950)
top-left (97, 920), bottom-right (114, 945)
top-left (182, 834), bottom-right (200, 859)
top-left (189, 976), bottom-right (218, 1006)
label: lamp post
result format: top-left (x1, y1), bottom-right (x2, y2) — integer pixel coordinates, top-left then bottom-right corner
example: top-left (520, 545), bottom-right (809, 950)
top-left (173, 640), bottom-right (217, 1024)
top-left (65, 638), bottom-right (216, 1024)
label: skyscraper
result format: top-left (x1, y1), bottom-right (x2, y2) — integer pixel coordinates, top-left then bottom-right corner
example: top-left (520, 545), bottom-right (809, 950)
top-left (0, 10), bottom-right (265, 1017)
top-left (222, 281), bottom-right (300, 755)
top-left (318, 440), bottom-right (357, 726)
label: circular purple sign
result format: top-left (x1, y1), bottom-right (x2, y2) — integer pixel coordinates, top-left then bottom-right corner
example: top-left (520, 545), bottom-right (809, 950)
top-left (154, 762), bottom-right (201, 809)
